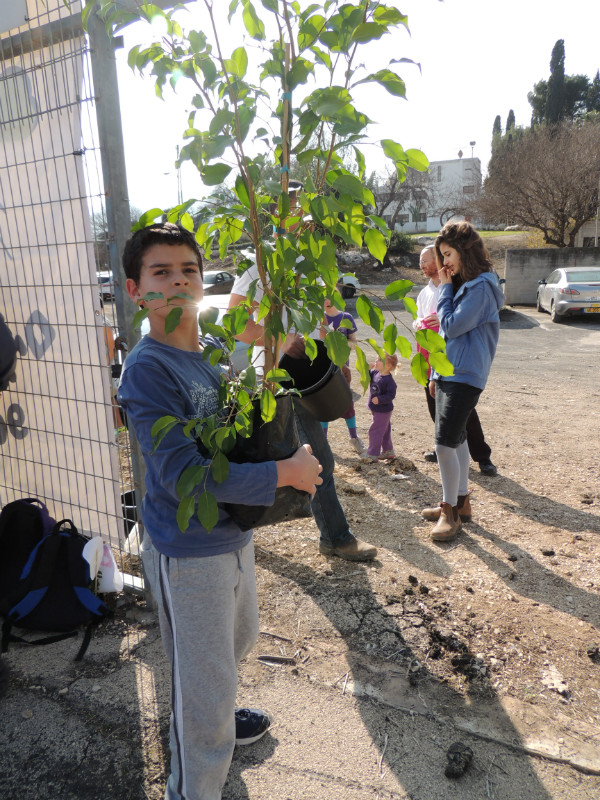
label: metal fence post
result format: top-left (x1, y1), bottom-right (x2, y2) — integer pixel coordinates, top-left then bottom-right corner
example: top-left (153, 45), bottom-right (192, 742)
top-left (86, 7), bottom-right (150, 605)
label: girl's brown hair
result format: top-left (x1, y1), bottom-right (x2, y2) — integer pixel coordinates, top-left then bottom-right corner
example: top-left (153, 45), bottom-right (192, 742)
top-left (434, 221), bottom-right (492, 284)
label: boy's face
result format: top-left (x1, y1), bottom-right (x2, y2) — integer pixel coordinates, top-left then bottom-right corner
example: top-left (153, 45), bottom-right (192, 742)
top-left (126, 243), bottom-right (203, 325)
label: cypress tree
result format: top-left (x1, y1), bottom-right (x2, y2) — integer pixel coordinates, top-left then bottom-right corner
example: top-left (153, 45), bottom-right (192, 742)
top-left (546, 39), bottom-right (566, 123)
top-left (492, 115), bottom-right (502, 137)
top-left (506, 109), bottom-right (516, 131)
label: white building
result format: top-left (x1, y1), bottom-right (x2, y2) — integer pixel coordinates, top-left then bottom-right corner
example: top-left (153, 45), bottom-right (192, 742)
top-left (574, 218), bottom-right (600, 247)
top-left (376, 155), bottom-right (482, 234)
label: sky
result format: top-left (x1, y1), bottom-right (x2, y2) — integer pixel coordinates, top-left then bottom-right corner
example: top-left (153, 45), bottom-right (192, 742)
top-left (113, 0), bottom-right (600, 210)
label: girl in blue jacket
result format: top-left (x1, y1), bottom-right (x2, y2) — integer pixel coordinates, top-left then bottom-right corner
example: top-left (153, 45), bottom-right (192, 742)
top-left (421, 221), bottom-right (505, 541)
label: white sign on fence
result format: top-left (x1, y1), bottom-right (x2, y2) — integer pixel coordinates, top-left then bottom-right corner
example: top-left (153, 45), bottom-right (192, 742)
top-left (0, 2), bottom-right (123, 546)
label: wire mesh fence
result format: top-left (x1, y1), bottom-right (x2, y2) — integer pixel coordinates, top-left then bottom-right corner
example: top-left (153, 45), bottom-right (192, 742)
top-left (0, 0), bottom-right (143, 593)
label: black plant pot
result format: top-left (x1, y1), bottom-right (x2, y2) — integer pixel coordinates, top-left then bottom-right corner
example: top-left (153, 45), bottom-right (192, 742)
top-left (221, 395), bottom-right (312, 531)
top-left (278, 340), bottom-right (352, 422)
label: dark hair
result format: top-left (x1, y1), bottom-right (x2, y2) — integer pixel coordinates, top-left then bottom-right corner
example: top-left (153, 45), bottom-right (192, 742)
top-left (122, 222), bottom-right (203, 284)
top-left (434, 221), bottom-right (492, 284)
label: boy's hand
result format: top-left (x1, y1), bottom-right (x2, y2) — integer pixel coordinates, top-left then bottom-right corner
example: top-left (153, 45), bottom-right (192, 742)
top-left (276, 444), bottom-right (322, 497)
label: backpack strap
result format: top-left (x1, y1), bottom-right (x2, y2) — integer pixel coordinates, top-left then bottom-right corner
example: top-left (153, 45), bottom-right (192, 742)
top-left (8, 534), bottom-right (63, 622)
top-left (1, 620), bottom-right (78, 652)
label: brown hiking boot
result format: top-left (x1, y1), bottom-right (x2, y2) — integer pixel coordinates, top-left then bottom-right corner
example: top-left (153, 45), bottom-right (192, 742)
top-left (319, 537), bottom-right (377, 562)
top-left (421, 493), bottom-right (472, 523)
top-left (431, 503), bottom-right (462, 542)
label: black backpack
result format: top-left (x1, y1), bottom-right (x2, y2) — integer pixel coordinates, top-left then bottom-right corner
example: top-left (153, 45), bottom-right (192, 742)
top-left (0, 499), bottom-right (109, 661)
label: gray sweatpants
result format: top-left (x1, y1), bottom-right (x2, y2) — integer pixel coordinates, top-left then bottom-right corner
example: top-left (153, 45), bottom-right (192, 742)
top-left (142, 535), bottom-right (259, 800)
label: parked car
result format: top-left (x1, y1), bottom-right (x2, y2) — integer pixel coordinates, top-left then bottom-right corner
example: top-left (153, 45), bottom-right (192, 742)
top-left (536, 267), bottom-right (600, 322)
top-left (203, 270), bottom-right (235, 296)
top-left (338, 271), bottom-right (361, 299)
top-left (97, 270), bottom-right (115, 300)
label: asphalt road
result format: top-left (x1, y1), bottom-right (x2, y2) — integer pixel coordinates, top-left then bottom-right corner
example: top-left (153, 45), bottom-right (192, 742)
top-left (350, 288), bottom-right (600, 390)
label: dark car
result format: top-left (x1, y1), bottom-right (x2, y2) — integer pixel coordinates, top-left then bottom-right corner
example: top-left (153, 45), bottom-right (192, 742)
top-left (537, 267), bottom-right (600, 322)
top-left (203, 270), bottom-right (235, 296)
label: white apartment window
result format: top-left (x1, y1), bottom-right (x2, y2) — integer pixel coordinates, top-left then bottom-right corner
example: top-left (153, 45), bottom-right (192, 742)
top-left (437, 165), bottom-right (442, 181)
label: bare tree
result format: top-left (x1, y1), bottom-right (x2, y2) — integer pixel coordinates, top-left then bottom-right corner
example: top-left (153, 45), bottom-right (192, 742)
top-left (480, 121), bottom-right (600, 246)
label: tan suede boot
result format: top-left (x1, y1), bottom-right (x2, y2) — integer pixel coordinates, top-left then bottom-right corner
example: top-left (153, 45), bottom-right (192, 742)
top-left (422, 493), bottom-right (472, 523)
top-left (431, 502), bottom-right (462, 542)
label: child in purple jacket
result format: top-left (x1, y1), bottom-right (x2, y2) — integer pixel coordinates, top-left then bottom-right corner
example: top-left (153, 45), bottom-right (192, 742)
top-left (364, 354), bottom-right (398, 462)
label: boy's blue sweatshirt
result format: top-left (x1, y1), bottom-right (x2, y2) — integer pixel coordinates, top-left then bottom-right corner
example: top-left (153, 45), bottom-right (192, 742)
top-left (118, 336), bottom-right (277, 558)
top-left (432, 272), bottom-right (505, 391)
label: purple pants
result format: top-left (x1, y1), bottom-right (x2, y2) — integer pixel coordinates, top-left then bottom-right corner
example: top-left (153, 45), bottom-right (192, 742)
top-left (367, 410), bottom-right (393, 456)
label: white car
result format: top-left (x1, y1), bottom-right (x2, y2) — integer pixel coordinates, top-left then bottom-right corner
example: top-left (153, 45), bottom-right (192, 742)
top-left (97, 271), bottom-right (116, 300)
top-left (537, 267), bottom-right (600, 322)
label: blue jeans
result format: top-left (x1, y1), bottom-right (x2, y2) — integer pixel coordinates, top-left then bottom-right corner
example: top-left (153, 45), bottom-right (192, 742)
top-left (293, 402), bottom-right (355, 547)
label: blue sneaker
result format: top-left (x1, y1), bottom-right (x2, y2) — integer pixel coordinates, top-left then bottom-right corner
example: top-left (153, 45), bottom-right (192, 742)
top-left (235, 708), bottom-right (271, 745)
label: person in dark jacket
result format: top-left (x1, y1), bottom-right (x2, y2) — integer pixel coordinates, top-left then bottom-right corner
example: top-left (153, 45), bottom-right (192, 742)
top-left (0, 313), bottom-right (17, 392)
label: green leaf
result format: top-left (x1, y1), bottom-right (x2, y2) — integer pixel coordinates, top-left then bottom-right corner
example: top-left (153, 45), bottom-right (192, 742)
top-left (210, 450), bottom-right (230, 483)
top-left (176, 495), bottom-right (195, 532)
top-left (373, 6), bottom-right (409, 27)
top-left (385, 280), bottom-right (413, 300)
top-left (351, 22), bottom-right (386, 44)
top-left (355, 296), bottom-right (385, 333)
top-left (150, 415), bottom-right (180, 452)
top-left (286, 58), bottom-right (314, 90)
top-left (324, 330), bottom-right (351, 367)
top-left (383, 323), bottom-right (397, 353)
top-left (164, 307), bottom-right (183, 336)
top-left (415, 329), bottom-right (446, 354)
top-left (364, 228), bottom-right (387, 262)
top-left (381, 139), bottom-right (407, 164)
top-left (208, 108), bottom-right (235, 136)
top-left (242, 1), bottom-right (265, 40)
top-left (326, 171), bottom-right (364, 199)
top-left (260, 389), bottom-right (276, 422)
top-left (410, 353), bottom-right (429, 386)
top-left (403, 296), bottom-right (418, 318)
top-left (197, 491), bottom-right (220, 532)
top-left (352, 146), bottom-right (366, 178)
top-left (395, 335), bottom-right (412, 359)
top-left (201, 164), bottom-right (232, 186)
top-left (354, 68), bottom-right (406, 98)
top-left (180, 212), bottom-right (194, 231)
top-left (304, 337), bottom-right (318, 361)
top-left (310, 45), bottom-right (331, 69)
top-left (429, 352), bottom-right (454, 377)
top-left (307, 86), bottom-right (352, 118)
top-left (177, 465), bottom-right (207, 499)
top-left (266, 368), bottom-right (290, 383)
top-left (230, 46), bottom-right (248, 78)
top-left (132, 307), bottom-right (150, 330)
top-left (133, 207), bottom-right (164, 231)
top-left (405, 148), bottom-right (429, 172)
top-left (355, 345), bottom-right (371, 393)
top-left (234, 174), bottom-right (250, 207)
